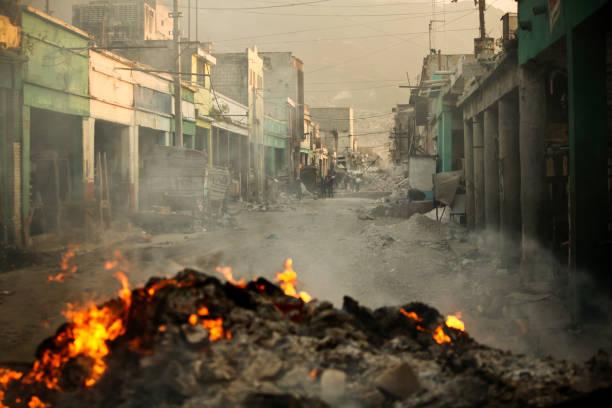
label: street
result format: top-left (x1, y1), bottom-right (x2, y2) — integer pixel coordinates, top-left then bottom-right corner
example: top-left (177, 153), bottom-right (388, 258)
top-left (1, 195), bottom-right (609, 365)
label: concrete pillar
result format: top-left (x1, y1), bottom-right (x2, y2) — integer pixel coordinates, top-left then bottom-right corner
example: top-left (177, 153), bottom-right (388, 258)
top-left (483, 107), bottom-right (500, 233)
top-left (498, 95), bottom-right (521, 263)
top-left (518, 64), bottom-right (547, 277)
top-left (463, 119), bottom-right (475, 229)
top-left (82, 117), bottom-right (96, 202)
top-left (439, 108), bottom-right (453, 172)
top-left (21, 105), bottom-right (30, 246)
top-left (130, 125), bottom-right (139, 211)
top-left (472, 114), bottom-right (485, 229)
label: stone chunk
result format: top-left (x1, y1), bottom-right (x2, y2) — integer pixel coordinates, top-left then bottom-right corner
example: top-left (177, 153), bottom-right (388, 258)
top-left (320, 368), bottom-right (346, 403)
top-left (374, 362), bottom-right (421, 399)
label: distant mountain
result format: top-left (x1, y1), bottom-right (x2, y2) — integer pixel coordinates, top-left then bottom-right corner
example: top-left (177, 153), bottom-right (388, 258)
top-left (25, 1), bottom-right (505, 112)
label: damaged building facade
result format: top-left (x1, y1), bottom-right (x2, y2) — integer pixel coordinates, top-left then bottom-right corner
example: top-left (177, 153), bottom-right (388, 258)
top-left (394, 0), bottom-right (611, 319)
top-left (0, 3), bottom-right (331, 247)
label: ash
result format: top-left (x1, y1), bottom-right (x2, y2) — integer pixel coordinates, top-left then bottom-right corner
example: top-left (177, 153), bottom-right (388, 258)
top-left (4, 269), bottom-right (612, 408)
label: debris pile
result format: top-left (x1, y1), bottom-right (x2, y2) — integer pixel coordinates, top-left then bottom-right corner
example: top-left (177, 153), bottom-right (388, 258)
top-left (1, 267), bottom-right (611, 407)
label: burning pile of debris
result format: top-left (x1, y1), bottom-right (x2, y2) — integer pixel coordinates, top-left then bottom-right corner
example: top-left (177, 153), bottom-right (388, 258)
top-left (1, 260), bottom-right (611, 407)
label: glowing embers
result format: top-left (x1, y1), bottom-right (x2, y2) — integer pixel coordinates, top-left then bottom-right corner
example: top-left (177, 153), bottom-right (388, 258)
top-left (215, 266), bottom-right (247, 288)
top-left (47, 245), bottom-right (79, 282)
top-left (22, 274), bottom-right (132, 391)
top-left (186, 306), bottom-right (231, 342)
top-left (275, 258), bottom-right (312, 303)
top-left (400, 309), bottom-right (466, 345)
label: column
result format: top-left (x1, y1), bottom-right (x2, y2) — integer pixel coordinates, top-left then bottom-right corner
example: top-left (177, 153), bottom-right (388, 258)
top-left (567, 13), bottom-right (609, 314)
top-left (472, 114), bottom-right (485, 229)
top-left (82, 117), bottom-right (96, 202)
top-left (498, 95), bottom-right (521, 263)
top-left (440, 108), bottom-right (453, 172)
top-left (130, 125), bottom-right (139, 211)
top-left (463, 119), bottom-right (475, 229)
top-left (484, 106), bottom-right (500, 233)
top-left (518, 64), bottom-right (547, 277)
top-left (21, 105), bottom-right (30, 245)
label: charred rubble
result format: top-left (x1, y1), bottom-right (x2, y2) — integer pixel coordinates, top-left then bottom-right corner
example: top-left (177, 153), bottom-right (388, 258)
top-left (1, 268), bottom-right (612, 407)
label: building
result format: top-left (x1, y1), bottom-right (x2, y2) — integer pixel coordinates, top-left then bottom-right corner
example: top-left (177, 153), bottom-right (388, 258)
top-left (264, 115), bottom-right (288, 178)
top-left (515, 0), bottom-right (611, 316)
top-left (0, 2), bottom-right (23, 244)
top-left (310, 107), bottom-right (355, 167)
top-left (260, 52), bottom-right (305, 179)
top-left (211, 47), bottom-right (265, 200)
top-left (210, 92), bottom-right (249, 200)
top-left (72, 0), bottom-right (172, 45)
top-left (19, 6), bottom-right (92, 245)
top-left (389, 104), bottom-right (415, 165)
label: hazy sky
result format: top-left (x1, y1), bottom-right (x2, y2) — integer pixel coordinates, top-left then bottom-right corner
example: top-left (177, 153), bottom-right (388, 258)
top-left (28, 0), bottom-right (515, 122)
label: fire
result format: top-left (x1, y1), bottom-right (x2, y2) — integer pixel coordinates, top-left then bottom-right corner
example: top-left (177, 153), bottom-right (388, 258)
top-left (216, 266), bottom-right (247, 288)
top-left (1, 368), bottom-right (23, 408)
top-left (400, 308), bottom-right (422, 322)
top-left (48, 245), bottom-right (79, 282)
top-left (187, 307), bottom-right (229, 341)
top-left (445, 313), bottom-right (465, 332)
top-left (433, 326), bottom-right (451, 344)
top-left (275, 259), bottom-right (312, 303)
top-left (22, 274), bottom-right (132, 390)
top-left (27, 396), bottom-right (48, 408)
top-left (399, 309), bottom-right (465, 344)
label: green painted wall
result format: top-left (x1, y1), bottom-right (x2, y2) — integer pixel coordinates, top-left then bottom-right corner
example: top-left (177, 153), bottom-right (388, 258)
top-left (518, 0), bottom-right (608, 65)
top-left (264, 116), bottom-right (288, 149)
top-left (438, 108), bottom-right (453, 172)
top-left (21, 11), bottom-right (89, 116)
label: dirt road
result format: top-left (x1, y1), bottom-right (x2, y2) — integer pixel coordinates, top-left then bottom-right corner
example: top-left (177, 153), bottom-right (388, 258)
top-left (0, 195), bottom-right (609, 363)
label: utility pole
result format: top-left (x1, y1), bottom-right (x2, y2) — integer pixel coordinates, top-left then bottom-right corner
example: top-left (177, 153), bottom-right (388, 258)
top-left (195, 0), bottom-right (199, 43)
top-left (478, 0), bottom-right (486, 40)
top-left (188, 0), bottom-right (191, 41)
top-left (428, 19), bottom-right (445, 54)
top-left (45, 0), bottom-right (50, 13)
top-left (172, 0), bottom-right (183, 147)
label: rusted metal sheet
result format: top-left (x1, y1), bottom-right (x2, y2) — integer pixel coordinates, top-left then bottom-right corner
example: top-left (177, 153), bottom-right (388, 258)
top-left (207, 167), bottom-right (231, 203)
top-left (135, 85), bottom-right (172, 115)
top-left (139, 145), bottom-right (206, 210)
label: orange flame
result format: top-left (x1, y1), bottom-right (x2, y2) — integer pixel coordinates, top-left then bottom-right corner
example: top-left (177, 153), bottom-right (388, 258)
top-left (23, 274), bottom-right (132, 390)
top-left (215, 266), bottom-right (247, 288)
top-left (433, 326), bottom-right (451, 344)
top-left (275, 259), bottom-right (312, 303)
top-left (27, 396), bottom-right (48, 408)
top-left (400, 308), bottom-right (422, 322)
top-left (1, 368), bottom-right (24, 408)
top-left (187, 307), bottom-right (229, 342)
top-left (48, 245), bottom-right (79, 283)
top-left (445, 313), bottom-right (465, 332)
top-left (400, 309), bottom-right (464, 344)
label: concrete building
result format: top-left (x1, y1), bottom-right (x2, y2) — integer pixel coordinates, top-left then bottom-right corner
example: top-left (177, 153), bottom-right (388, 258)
top-left (19, 7), bottom-right (92, 246)
top-left (260, 52), bottom-right (305, 179)
top-left (459, 50), bottom-right (520, 255)
top-left (310, 107), bottom-right (355, 166)
top-left (72, 0), bottom-right (172, 45)
top-left (390, 104), bottom-right (415, 165)
top-left (0, 3), bottom-right (23, 245)
top-left (211, 48), bottom-right (265, 200)
top-left (516, 0), bottom-right (611, 317)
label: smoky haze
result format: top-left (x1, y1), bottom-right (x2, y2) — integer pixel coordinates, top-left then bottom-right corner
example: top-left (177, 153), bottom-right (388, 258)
top-left (28, 0), bottom-right (508, 112)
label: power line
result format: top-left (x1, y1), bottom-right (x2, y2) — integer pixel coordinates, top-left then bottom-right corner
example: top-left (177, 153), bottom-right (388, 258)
top-left (181, 0), bottom-right (332, 10)
top-left (229, 27), bottom-right (477, 45)
top-left (241, 7), bottom-right (475, 17)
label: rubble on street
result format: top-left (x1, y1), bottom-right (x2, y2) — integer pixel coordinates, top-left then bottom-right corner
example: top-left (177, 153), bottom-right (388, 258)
top-left (1, 267), bottom-right (611, 408)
